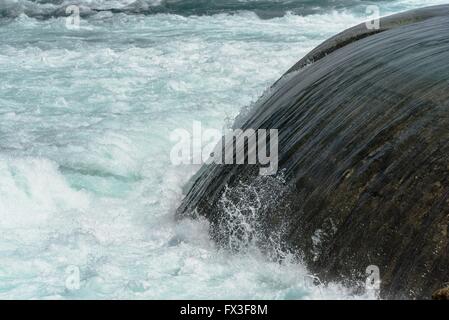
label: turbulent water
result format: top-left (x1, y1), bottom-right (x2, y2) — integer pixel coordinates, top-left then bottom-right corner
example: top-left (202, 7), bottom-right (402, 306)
top-left (0, 0), bottom-right (447, 299)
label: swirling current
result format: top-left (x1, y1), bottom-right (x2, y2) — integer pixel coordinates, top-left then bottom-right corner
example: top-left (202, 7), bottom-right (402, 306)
top-left (1, 0), bottom-right (448, 299)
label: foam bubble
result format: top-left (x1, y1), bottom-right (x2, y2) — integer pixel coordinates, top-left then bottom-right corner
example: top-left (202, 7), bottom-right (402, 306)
top-left (0, 1), bottom-right (437, 299)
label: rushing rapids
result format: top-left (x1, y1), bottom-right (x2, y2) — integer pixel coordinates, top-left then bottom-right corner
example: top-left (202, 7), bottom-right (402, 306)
top-left (177, 5), bottom-right (449, 299)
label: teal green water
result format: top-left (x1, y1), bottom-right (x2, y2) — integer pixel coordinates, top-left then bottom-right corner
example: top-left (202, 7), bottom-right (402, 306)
top-left (0, 0), bottom-right (446, 299)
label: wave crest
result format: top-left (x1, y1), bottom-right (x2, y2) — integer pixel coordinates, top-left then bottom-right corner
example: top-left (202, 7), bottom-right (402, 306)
top-left (0, 0), bottom-right (365, 20)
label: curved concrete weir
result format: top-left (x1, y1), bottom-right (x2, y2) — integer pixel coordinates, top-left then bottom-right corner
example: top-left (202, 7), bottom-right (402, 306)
top-left (177, 5), bottom-right (449, 299)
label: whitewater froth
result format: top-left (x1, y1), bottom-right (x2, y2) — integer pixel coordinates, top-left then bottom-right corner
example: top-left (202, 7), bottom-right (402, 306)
top-left (1, 0), bottom-right (447, 299)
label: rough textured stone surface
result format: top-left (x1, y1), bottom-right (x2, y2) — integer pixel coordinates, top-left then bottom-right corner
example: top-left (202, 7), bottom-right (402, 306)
top-left (432, 287), bottom-right (449, 300)
top-left (177, 5), bottom-right (449, 299)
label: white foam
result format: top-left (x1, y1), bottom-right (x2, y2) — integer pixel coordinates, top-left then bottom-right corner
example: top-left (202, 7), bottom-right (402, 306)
top-left (0, 1), bottom-right (438, 299)
top-left (0, 156), bottom-right (89, 229)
